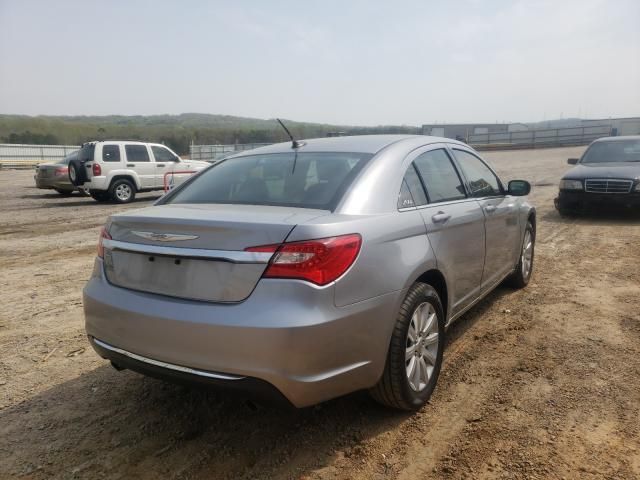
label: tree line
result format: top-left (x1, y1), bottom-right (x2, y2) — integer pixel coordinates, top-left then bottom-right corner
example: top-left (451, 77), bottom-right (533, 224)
top-left (0, 114), bottom-right (419, 154)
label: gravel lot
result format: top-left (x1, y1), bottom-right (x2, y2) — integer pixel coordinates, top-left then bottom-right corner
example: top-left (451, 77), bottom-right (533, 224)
top-left (1, 146), bottom-right (639, 480)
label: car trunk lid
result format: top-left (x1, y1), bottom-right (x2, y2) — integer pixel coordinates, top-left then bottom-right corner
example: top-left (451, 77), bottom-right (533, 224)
top-left (102, 204), bottom-right (328, 302)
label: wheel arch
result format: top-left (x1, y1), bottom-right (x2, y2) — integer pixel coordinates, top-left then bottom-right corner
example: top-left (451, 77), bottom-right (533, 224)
top-left (414, 269), bottom-right (449, 321)
top-left (527, 208), bottom-right (536, 235)
top-left (109, 174), bottom-right (139, 191)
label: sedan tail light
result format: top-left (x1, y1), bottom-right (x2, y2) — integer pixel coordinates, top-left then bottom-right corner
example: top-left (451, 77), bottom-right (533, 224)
top-left (92, 163), bottom-right (102, 176)
top-left (54, 167), bottom-right (68, 176)
top-left (246, 234), bottom-right (362, 286)
top-left (97, 227), bottom-right (112, 258)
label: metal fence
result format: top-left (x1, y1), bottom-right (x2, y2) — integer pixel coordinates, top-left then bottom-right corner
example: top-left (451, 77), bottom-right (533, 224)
top-left (189, 143), bottom-right (271, 162)
top-left (469, 125), bottom-right (612, 149)
top-left (0, 144), bottom-right (80, 168)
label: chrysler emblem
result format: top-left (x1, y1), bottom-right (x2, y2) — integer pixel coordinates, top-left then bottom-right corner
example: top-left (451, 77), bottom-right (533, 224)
top-left (131, 231), bottom-right (199, 242)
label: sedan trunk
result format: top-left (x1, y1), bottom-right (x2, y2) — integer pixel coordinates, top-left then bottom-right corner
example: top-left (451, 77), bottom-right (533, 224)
top-left (103, 204), bottom-right (328, 302)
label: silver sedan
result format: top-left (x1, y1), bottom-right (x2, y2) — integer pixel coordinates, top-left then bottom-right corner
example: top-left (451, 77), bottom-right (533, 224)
top-left (83, 135), bottom-right (535, 410)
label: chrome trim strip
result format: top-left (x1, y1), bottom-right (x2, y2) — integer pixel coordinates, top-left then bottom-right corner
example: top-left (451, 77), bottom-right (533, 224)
top-left (93, 338), bottom-right (245, 381)
top-left (102, 239), bottom-right (272, 263)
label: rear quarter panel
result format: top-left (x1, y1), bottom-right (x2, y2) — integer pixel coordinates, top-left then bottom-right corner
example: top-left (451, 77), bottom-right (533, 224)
top-left (286, 211), bottom-right (437, 308)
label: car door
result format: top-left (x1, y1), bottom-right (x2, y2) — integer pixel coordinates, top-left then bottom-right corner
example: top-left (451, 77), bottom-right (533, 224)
top-left (150, 145), bottom-right (181, 189)
top-left (450, 147), bottom-right (520, 291)
top-left (124, 144), bottom-right (155, 189)
top-left (402, 146), bottom-right (486, 317)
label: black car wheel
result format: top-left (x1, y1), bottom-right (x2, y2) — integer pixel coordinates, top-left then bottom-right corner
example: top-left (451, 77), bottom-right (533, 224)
top-left (68, 160), bottom-right (87, 186)
top-left (370, 282), bottom-right (445, 411)
top-left (109, 179), bottom-right (136, 204)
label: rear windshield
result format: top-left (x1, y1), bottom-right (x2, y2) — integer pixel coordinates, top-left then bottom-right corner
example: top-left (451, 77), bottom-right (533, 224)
top-left (57, 150), bottom-right (78, 165)
top-left (166, 152), bottom-right (372, 210)
top-left (581, 140), bottom-right (640, 163)
top-left (78, 144), bottom-right (95, 163)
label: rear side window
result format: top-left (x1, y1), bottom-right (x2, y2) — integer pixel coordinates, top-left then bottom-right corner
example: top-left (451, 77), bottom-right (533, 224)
top-left (398, 180), bottom-right (415, 209)
top-left (414, 149), bottom-right (466, 202)
top-left (166, 152), bottom-right (372, 210)
top-left (398, 164), bottom-right (427, 209)
top-left (125, 144), bottom-right (150, 162)
top-left (152, 146), bottom-right (178, 162)
top-left (452, 149), bottom-right (501, 197)
top-left (77, 144), bottom-right (95, 163)
top-left (102, 145), bottom-right (121, 162)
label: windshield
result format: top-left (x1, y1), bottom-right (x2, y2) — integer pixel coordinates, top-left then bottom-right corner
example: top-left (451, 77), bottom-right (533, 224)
top-left (581, 140), bottom-right (640, 163)
top-left (166, 152), bottom-right (372, 210)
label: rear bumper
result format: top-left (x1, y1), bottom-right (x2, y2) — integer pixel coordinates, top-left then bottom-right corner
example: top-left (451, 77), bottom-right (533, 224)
top-left (89, 337), bottom-right (293, 407)
top-left (555, 190), bottom-right (640, 212)
top-left (82, 176), bottom-right (109, 191)
top-left (35, 177), bottom-right (74, 190)
top-left (83, 258), bottom-right (401, 407)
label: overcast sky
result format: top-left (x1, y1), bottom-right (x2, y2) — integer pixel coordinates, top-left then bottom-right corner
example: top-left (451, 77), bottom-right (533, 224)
top-left (0, 0), bottom-right (638, 125)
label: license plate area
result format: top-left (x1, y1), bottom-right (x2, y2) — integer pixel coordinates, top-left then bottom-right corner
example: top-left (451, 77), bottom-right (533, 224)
top-left (103, 249), bottom-right (265, 303)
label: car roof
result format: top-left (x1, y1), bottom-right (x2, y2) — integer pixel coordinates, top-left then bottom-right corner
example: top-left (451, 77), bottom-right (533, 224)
top-left (232, 134), bottom-right (467, 156)
top-left (83, 140), bottom-right (170, 147)
top-left (592, 135), bottom-right (640, 143)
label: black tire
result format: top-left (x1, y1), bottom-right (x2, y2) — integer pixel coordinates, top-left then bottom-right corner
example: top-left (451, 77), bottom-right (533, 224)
top-left (370, 283), bottom-right (445, 411)
top-left (54, 188), bottom-right (74, 196)
top-left (506, 221), bottom-right (535, 289)
top-left (68, 160), bottom-right (87, 186)
top-left (109, 178), bottom-right (136, 204)
top-left (90, 191), bottom-right (111, 202)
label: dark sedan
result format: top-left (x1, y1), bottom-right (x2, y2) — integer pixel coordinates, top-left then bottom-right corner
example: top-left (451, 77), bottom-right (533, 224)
top-left (34, 150), bottom-right (79, 195)
top-left (555, 136), bottom-right (640, 215)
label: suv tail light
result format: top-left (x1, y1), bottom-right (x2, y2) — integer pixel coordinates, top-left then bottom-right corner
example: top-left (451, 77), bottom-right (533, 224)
top-left (246, 234), bottom-right (361, 286)
top-left (97, 227), bottom-right (112, 258)
top-left (54, 167), bottom-right (68, 176)
top-left (92, 163), bottom-right (102, 176)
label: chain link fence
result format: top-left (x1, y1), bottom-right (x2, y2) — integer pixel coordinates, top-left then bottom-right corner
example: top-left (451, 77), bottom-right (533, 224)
top-left (469, 125), bottom-right (613, 149)
top-left (0, 144), bottom-right (80, 168)
top-left (189, 143), bottom-right (271, 162)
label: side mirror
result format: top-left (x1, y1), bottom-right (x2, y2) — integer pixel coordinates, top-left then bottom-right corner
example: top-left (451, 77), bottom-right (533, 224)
top-left (508, 180), bottom-right (531, 196)
top-left (567, 158), bottom-right (579, 165)
top-left (172, 156), bottom-right (181, 162)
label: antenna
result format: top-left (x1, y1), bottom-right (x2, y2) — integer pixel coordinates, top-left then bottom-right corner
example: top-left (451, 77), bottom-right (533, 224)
top-left (276, 118), bottom-right (303, 149)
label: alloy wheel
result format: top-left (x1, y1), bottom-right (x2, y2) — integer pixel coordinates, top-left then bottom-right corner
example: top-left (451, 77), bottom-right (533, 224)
top-left (405, 302), bottom-right (439, 391)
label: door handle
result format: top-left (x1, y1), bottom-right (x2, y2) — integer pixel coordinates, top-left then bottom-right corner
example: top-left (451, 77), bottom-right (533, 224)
top-left (432, 212), bottom-right (451, 223)
top-left (156, 163), bottom-right (165, 167)
top-left (484, 205), bottom-right (497, 213)
top-left (127, 163), bottom-right (135, 167)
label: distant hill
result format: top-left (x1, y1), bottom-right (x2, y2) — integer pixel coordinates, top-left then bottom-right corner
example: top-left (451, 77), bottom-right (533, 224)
top-left (0, 113), bottom-right (419, 154)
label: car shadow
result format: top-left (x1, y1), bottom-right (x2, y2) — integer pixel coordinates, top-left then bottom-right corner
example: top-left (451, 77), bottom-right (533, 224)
top-left (541, 208), bottom-right (640, 226)
top-left (35, 196), bottom-right (162, 209)
top-left (20, 192), bottom-right (84, 199)
top-left (0, 287), bottom-right (515, 478)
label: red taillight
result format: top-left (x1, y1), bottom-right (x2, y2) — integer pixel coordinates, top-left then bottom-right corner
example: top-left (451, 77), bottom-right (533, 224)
top-left (92, 163), bottom-right (102, 176)
top-left (97, 227), bottom-right (112, 258)
top-left (246, 234), bottom-right (362, 286)
top-left (54, 167), bottom-right (68, 176)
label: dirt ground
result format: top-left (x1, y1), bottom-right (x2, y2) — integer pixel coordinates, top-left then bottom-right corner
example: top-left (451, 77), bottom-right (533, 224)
top-left (1, 146), bottom-right (639, 480)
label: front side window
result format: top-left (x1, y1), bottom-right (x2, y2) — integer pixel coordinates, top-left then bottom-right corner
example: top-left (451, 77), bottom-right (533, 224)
top-left (452, 149), bottom-right (502, 197)
top-left (125, 144), bottom-right (150, 162)
top-left (166, 152), bottom-right (372, 210)
top-left (581, 140), bottom-right (640, 163)
top-left (102, 145), bottom-right (120, 162)
top-left (152, 146), bottom-right (178, 163)
top-left (414, 149), bottom-right (466, 202)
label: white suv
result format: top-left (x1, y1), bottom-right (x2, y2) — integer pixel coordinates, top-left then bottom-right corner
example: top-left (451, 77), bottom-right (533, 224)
top-left (68, 141), bottom-right (210, 203)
